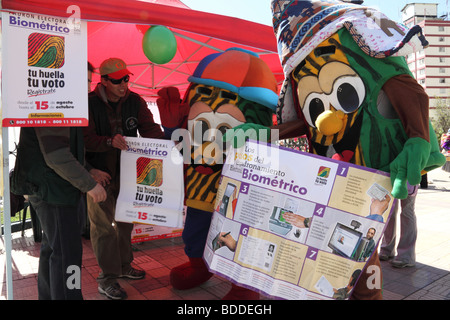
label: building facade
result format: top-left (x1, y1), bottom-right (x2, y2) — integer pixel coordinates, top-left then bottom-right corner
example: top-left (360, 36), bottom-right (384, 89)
top-left (401, 3), bottom-right (450, 120)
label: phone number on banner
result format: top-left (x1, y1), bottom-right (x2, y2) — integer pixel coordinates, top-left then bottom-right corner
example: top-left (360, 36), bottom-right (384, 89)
top-left (3, 118), bottom-right (88, 127)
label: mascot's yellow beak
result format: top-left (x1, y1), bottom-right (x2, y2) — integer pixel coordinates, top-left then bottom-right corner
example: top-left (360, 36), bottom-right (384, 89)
top-left (315, 110), bottom-right (345, 136)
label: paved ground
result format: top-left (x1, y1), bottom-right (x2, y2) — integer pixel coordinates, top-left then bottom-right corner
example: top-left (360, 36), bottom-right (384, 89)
top-left (1, 167), bottom-right (449, 301)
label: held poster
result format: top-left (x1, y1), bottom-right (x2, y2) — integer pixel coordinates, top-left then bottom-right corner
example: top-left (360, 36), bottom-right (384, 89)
top-left (203, 140), bottom-right (396, 300)
top-left (131, 206), bottom-right (185, 243)
top-left (115, 137), bottom-right (185, 228)
top-left (1, 11), bottom-right (88, 127)
top-left (131, 223), bottom-right (183, 244)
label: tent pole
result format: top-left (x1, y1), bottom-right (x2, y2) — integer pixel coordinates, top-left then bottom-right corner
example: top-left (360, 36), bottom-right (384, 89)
top-left (1, 127), bottom-right (14, 300)
top-left (155, 38), bottom-right (212, 87)
top-left (172, 32), bottom-right (224, 52)
top-left (129, 64), bottom-right (151, 90)
top-left (151, 64), bottom-right (155, 89)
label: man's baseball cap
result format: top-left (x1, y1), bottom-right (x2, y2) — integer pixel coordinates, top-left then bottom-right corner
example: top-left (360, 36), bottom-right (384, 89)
top-left (99, 58), bottom-right (133, 79)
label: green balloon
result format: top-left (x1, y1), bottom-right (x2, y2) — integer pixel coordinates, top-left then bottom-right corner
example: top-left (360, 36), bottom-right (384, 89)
top-left (142, 25), bottom-right (177, 64)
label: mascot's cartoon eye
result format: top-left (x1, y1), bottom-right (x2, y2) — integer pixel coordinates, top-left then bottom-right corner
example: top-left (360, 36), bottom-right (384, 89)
top-left (192, 119), bottom-right (210, 144)
top-left (329, 76), bottom-right (365, 113)
top-left (197, 86), bottom-right (213, 96)
top-left (220, 91), bottom-right (237, 101)
top-left (218, 125), bottom-right (232, 149)
top-left (303, 93), bottom-right (330, 128)
top-left (218, 125), bottom-right (231, 136)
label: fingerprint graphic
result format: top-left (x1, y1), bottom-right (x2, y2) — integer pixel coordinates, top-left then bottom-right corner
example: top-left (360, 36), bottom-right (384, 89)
top-left (317, 166), bottom-right (330, 178)
top-left (28, 33), bottom-right (65, 68)
top-left (136, 158), bottom-right (163, 187)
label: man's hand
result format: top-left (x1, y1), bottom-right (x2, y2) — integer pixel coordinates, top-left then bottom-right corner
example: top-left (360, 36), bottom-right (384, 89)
top-left (89, 168), bottom-right (111, 187)
top-left (87, 183), bottom-right (107, 203)
top-left (111, 134), bottom-right (128, 150)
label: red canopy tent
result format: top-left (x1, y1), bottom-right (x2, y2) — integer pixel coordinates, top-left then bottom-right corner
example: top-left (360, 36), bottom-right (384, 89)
top-left (1, 0), bottom-right (283, 101)
top-left (0, 0), bottom-right (283, 299)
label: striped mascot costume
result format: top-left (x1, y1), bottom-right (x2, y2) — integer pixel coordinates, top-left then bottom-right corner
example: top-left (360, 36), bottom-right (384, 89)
top-left (157, 48), bottom-right (278, 299)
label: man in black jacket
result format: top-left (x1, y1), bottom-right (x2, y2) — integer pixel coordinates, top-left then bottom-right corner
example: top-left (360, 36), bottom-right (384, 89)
top-left (83, 57), bottom-right (165, 300)
top-left (12, 126), bottom-right (106, 299)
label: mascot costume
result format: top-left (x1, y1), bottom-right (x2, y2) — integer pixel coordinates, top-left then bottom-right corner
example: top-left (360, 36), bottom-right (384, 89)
top-left (271, 0), bottom-right (446, 299)
top-left (157, 48), bottom-right (279, 299)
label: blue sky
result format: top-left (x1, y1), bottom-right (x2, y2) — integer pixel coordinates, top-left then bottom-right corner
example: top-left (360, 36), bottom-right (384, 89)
top-left (182, 0), bottom-right (449, 25)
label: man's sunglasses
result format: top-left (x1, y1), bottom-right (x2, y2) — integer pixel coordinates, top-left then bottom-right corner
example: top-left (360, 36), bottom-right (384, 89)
top-left (106, 75), bottom-right (130, 84)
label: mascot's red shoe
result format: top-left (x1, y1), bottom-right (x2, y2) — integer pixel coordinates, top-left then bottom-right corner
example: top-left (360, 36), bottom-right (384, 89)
top-left (170, 257), bottom-right (213, 290)
top-left (222, 284), bottom-right (260, 300)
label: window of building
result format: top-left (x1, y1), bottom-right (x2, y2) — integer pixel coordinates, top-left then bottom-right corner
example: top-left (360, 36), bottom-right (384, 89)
top-left (438, 26), bottom-right (445, 32)
top-left (439, 47), bottom-right (446, 53)
top-left (439, 37), bottom-right (445, 42)
top-left (439, 78), bottom-right (446, 83)
top-left (439, 68), bottom-right (445, 73)
top-left (440, 57), bottom-right (446, 63)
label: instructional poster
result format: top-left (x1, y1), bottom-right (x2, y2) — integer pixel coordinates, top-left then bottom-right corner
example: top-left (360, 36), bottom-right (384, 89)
top-left (1, 11), bottom-right (88, 127)
top-left (203, 140), bottom-right (396, 300)
top-left (115, 137), bottom-right (185, 228)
